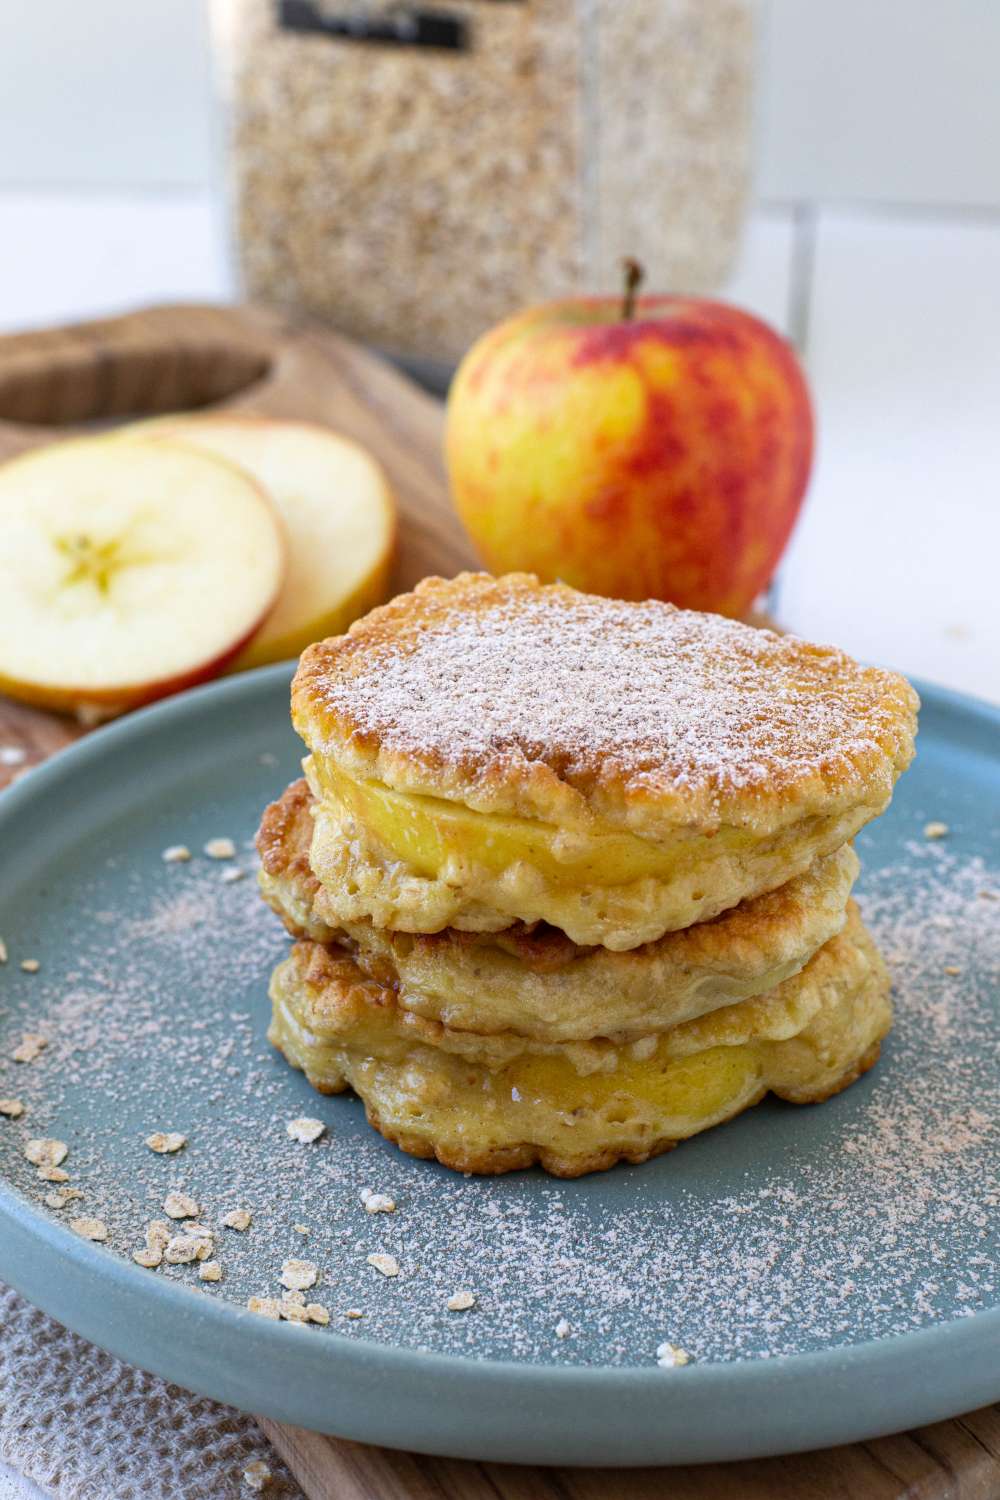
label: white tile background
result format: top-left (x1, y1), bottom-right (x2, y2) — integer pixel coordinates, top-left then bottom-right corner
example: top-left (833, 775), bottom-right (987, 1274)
top-left (0, 0), bottom-right (215, 190)
top-left (0, 1), bottom-right (997, 704)
top-left (778, 210), bottom-right (1000, 700)
top-left (758, 0), bottom-right (1000, 209)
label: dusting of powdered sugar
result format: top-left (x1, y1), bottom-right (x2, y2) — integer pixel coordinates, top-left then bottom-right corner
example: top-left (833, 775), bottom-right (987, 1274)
top-left (306, 579), bottom-right (915, 802)
top-left (0, 798), bottom-right (997, 1368)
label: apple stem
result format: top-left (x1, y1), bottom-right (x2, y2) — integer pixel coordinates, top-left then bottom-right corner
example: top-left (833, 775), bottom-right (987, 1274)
top-left (621, 258), bottom-right (645, 320)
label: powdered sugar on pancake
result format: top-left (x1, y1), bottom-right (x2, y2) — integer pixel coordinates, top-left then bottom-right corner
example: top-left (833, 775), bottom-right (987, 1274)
top-left (296, 575), bottom-right (917, 816)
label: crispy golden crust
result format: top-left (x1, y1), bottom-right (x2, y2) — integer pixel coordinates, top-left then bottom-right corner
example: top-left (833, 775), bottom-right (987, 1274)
top-left (361, 1047), bottom-right (884, 1178)
top-left (257, 776), bottom-right (318, 907)
top-left (292, 573), bottom-right (918, 840)
top-left (266, 905), bottom-right (892, 1178)
top-left (258, 779), bottom-right (859, 1041)
top-left (294, 1051), bottom-right (884, 1178)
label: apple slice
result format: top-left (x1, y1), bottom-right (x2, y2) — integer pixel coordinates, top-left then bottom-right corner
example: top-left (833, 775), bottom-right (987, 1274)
top-left (121, 416), bottom-right (397, 669)
top-left (0, 437), bottom-right (286, 717)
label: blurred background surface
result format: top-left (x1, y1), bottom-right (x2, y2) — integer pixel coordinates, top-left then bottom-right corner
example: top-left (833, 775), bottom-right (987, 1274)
top-left (0, 0), bottom-right (996, 701)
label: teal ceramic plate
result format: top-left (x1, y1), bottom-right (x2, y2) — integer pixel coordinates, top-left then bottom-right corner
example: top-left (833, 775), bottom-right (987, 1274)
top-left (0, 667), bottom-right (997, 1467)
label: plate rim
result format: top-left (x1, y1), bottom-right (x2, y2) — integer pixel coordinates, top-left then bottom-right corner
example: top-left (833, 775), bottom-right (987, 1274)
top-left (0, 665), bottom-right (998, 1466)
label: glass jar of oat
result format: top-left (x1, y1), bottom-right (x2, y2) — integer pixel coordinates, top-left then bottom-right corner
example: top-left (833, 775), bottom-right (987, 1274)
top-left (214, 1), bottom-right (753, 367)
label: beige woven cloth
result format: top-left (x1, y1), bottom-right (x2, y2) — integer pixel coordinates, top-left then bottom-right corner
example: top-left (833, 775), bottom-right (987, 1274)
top-left (0, 1284), bottom-right (304, 1499)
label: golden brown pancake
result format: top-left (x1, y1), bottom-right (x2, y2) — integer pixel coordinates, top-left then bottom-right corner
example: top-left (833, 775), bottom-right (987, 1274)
top-left (258, 778), bottom-right (860, 1043)
top-left (267, 904), bottom-right (891, 1178)
top-left (293, 573), bottom-right (917, 946)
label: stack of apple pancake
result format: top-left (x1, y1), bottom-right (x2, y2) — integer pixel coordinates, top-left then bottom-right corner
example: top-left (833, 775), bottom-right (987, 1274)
top-left (257, 573), bottom-right (918, 1178)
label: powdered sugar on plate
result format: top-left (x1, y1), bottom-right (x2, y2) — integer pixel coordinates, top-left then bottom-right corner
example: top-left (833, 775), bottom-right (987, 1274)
top-left (0, 763), bottom-right (996, 1369)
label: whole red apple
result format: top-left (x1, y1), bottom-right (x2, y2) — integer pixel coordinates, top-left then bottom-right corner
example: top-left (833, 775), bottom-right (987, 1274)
top-left (445, 269), bottom-right (813, 616)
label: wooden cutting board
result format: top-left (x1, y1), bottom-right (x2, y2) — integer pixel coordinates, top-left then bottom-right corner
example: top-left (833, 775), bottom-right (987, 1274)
top-left (0, 303), bottom-right (996, 1500)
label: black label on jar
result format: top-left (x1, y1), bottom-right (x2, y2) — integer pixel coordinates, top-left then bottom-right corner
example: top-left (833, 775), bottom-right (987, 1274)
top-left (279, 1), bottom-right (469, 50)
